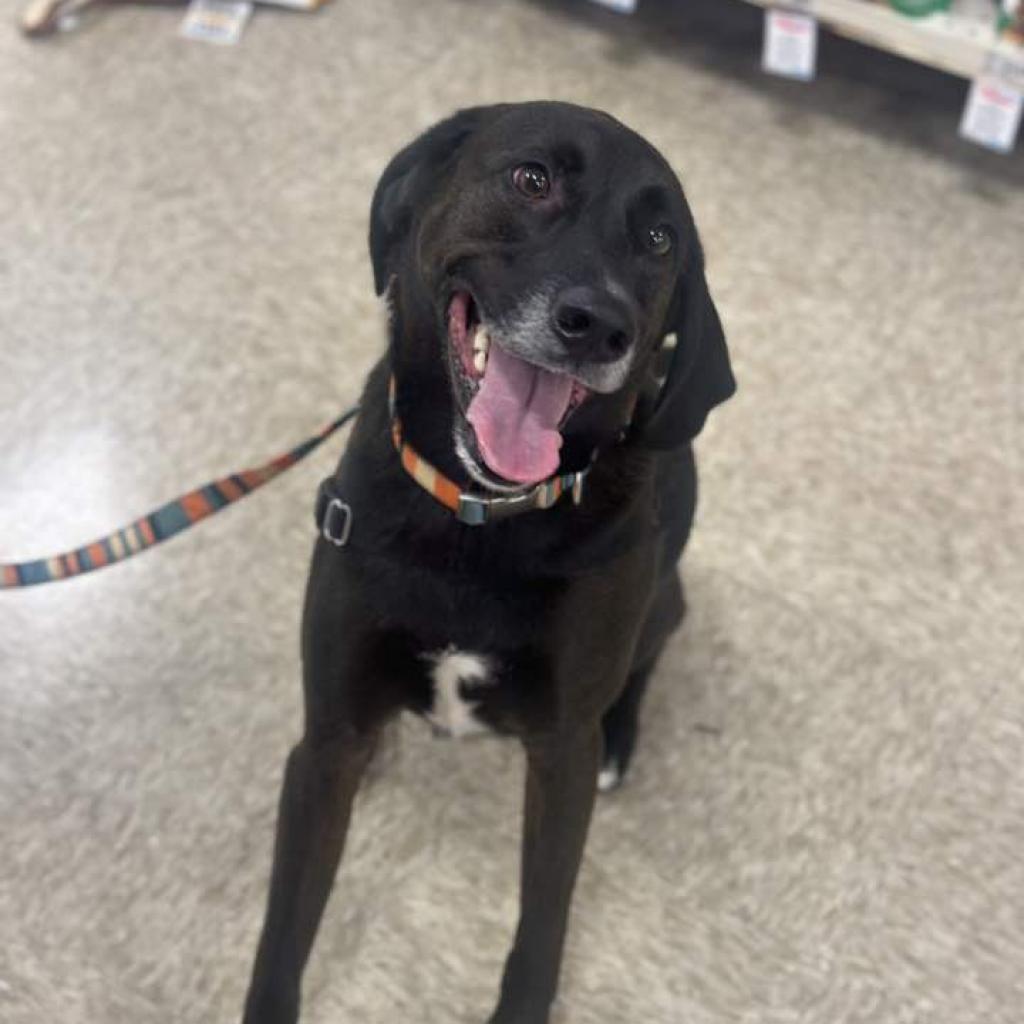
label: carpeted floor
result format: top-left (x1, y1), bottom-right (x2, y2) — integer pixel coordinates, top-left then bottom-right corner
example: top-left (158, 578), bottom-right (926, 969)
top-left (1, 1), bottom-right (1022, 1022)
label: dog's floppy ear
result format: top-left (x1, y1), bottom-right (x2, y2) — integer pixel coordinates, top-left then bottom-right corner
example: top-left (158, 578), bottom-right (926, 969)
top-left (634, 240), bottom-right (736, 449)
top-left (368, 106), bottom-right (496, 295)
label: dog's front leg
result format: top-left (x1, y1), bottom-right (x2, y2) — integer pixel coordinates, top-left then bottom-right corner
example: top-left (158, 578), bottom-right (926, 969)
top-left (242, 729), bottom-right (376, 1024)
top-left (489, 725), bottom-right (603, 1024)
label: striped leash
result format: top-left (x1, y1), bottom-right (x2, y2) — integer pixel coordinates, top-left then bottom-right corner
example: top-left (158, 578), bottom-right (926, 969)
top-left (1, 405), bottom-right (360, 590)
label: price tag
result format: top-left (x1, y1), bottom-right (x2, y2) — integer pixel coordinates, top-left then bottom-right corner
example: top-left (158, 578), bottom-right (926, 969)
top-left (588, 0), bottom-right (637, 13)
top-left (763, 8), bottom-right (818, 82)
top-left (180, 0), bottom-right (253, 45)
top-left (985, 50), bottom-right (1024, 94)
top-left (960, 76), bottom-right (1023, 154)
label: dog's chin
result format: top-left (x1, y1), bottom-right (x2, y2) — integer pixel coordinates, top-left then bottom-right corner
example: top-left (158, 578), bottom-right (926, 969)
top-left (444, 289), bottom-right (589, 488)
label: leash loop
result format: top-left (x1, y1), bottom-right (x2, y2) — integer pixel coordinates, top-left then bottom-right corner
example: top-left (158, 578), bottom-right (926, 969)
top-left (321, 498), bottom-right (353, 547)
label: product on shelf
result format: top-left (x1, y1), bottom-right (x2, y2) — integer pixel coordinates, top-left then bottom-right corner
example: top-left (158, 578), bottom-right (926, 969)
top-left (1000, 0), bottom-right (1024, 43)
top-left (888, 0), bottom-right (953, 15)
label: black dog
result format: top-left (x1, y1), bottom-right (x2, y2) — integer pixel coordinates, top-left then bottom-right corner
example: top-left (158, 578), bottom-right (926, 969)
top-left (242, 101), bottom-right (735, 1024)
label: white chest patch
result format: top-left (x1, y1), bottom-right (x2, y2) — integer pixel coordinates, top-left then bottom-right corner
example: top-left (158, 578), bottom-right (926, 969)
top-left (422, 646), bottom-right (496, 738)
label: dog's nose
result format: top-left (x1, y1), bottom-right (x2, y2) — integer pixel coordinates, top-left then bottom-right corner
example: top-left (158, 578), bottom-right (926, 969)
top-left (552, 286), bottom-right (634, 363)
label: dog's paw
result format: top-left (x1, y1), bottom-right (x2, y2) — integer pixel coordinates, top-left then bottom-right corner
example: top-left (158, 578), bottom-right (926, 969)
top-left (597, 756), bottom-right (624, 793)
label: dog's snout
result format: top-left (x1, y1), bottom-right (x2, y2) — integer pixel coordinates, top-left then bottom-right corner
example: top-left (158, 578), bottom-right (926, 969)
top-left (552, 286), bottom-right (634, 363)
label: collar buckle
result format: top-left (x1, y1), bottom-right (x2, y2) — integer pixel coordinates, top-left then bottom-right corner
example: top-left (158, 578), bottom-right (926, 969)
top-left (455, 469), bottom-right (588, 526)
top-left (456, 490), bottom-right (534, 525)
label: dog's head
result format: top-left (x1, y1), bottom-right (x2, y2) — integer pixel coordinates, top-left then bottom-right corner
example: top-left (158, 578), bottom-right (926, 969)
top-left (370, 102), bottom-right (735, 489)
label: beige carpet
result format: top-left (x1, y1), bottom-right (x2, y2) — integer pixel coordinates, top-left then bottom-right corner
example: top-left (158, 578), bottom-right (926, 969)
top-left (1, 1), bottom-right (1022, 1022)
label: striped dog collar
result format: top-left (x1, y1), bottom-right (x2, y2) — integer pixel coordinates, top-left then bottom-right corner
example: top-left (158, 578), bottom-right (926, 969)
top-left (388, 375), bottom-right (587, 526)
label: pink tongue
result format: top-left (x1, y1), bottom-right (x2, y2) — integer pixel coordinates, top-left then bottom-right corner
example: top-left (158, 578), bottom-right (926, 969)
top-left (467, 344), bottom-right (574, 484)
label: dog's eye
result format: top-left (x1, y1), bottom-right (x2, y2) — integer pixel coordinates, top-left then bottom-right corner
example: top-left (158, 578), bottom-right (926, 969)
top-left (647, 225), bottom-right (674, 257)
top-left (512, 163), bottom-right (551, 199)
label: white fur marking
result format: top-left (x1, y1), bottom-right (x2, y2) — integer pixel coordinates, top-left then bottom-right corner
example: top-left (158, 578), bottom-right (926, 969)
top-left (424, 647), bottom-right (495, 738)
top-left (598, 763), bottom-right (622, 792)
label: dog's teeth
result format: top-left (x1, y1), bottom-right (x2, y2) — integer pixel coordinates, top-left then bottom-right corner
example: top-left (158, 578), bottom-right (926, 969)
top-left (472, 327), bottom-right (490, 374)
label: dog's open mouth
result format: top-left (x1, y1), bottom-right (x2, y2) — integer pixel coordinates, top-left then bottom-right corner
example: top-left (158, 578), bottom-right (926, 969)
top-left (447, 291), bottom-right (588, 485)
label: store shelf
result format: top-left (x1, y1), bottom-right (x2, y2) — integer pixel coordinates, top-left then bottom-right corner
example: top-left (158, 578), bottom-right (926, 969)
top-left (740, 1), bottom-right (1024, 85)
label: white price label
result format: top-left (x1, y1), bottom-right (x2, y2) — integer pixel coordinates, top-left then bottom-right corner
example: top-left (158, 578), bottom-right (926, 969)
top-left (180, 0), bottom-right (253, 45)
top-left (984, 51), bottom-right (1024, 94)
top-left (588, 0), bottom-right (637, 13)
top-left (960, 76), bottom-right (1023, 154)
top-left (763, 9), bottom-right (818, 82)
